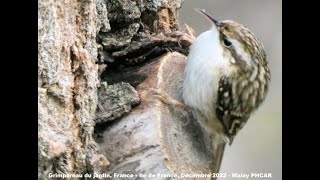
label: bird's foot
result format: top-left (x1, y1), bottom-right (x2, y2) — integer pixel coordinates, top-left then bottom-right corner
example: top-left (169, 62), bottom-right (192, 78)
top-left (165, 24), bottom-right (196, 48)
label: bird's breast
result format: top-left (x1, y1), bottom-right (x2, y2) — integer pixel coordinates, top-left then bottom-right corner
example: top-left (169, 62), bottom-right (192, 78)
top-left (183, 29), bottom-right (232, 119)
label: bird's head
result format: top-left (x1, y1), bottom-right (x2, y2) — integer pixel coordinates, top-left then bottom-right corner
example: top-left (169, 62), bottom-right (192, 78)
top-left (195, 9), bottom-right (268, 73)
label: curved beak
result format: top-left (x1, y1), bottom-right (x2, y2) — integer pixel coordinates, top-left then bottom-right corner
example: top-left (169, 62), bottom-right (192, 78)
top-left (194, 8), bottom-right (221, 27)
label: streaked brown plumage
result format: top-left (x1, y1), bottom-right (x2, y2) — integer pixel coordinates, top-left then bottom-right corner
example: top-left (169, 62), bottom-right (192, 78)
top-left (215, 20), bottom-right (270, 144)
top-left (182, 9), bottom-right (270, 174)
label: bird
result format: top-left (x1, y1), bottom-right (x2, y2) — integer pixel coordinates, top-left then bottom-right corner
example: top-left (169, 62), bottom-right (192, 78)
top-left (182, 9), bottom-right (271, 173)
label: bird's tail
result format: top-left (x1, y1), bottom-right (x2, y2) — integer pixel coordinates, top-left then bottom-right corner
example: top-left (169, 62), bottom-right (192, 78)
top-left (212, 143), bottom-right (226, 180)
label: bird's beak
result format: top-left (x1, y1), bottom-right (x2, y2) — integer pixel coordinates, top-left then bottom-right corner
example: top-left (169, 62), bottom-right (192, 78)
top-left (194, 8), bottom-right (221, 27)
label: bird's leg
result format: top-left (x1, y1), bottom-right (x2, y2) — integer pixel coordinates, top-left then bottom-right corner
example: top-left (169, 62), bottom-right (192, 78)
top-left (148, 88), bottom-right (190, 116)
top-left (148, 88), bottom-right (189, 110)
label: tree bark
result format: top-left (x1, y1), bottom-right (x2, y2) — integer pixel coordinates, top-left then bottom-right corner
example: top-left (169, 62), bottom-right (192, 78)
top-left (96, 52), bottom-right (215, 180)
top-left (38, 0), bottom-right (107, 179)
top-left (38, 0), bottom-right (215, 179)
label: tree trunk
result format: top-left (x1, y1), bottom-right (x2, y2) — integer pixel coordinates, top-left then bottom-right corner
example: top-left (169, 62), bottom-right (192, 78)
top-left (38, 0), bottom-right (215, 179)
top-left (96, 52), bottom-right (215, 180)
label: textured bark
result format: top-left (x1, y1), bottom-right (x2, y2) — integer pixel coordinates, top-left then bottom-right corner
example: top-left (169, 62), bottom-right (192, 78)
top-left (38, 0), bottom-right (214, 179)
top-left (95, 82), bottom-right (140, 123)
top-left (96, 52), bottom-right (214, 180)
top-left (38, 0), bottom-right (109, 179)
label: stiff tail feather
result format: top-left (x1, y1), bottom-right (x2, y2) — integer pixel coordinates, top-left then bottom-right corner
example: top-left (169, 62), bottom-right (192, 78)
top-left (212, 143), bottom-right (226, 180)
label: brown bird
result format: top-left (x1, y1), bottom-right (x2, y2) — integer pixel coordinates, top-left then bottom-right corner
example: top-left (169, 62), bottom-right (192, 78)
top-left (182, 9), bottom-right (271, 174)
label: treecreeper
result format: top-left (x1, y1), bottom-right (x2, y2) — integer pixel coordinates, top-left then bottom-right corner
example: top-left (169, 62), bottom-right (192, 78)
top-left (155, 9), bottom-right (271, 175)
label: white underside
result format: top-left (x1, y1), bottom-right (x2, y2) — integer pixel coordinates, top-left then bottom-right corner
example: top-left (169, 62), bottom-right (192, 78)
top-left (183, 27), bottom-right (232, 145)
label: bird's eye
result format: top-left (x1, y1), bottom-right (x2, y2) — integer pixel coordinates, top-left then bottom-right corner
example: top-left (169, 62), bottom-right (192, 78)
top-left (223, 38), bottom-right (232, 47)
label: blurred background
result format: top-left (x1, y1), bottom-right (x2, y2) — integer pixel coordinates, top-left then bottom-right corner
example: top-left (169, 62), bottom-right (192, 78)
top-left (179, 0), bottom-right (282, 179)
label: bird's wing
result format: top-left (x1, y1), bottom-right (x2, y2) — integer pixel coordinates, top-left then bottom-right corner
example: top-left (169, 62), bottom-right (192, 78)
top-left (215, 76), bottom-right (248, 145)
